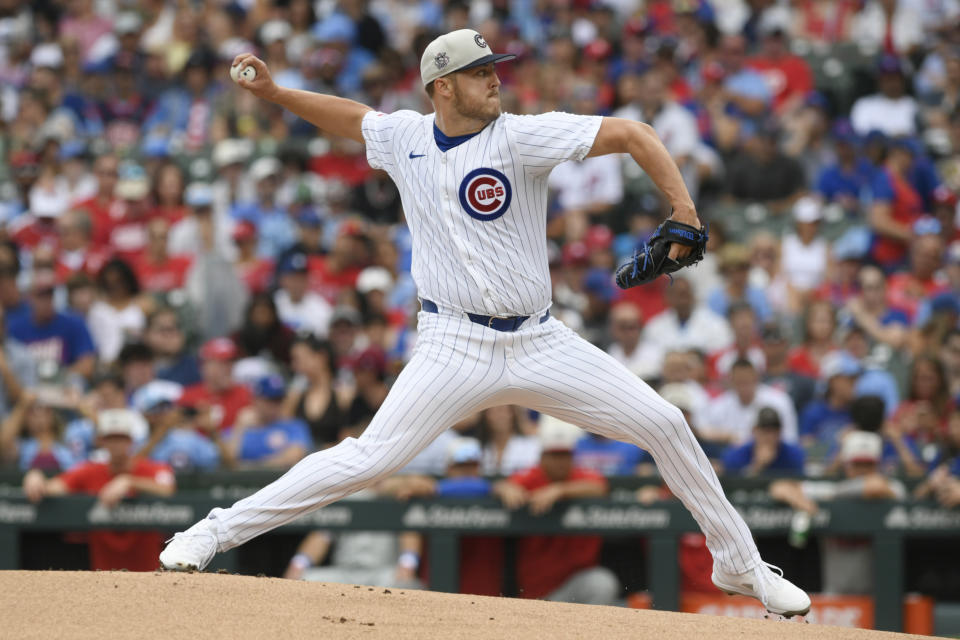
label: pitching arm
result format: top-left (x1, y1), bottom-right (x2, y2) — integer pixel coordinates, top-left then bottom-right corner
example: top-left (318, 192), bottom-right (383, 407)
top-left (231, 54), bottom-right (372, 144)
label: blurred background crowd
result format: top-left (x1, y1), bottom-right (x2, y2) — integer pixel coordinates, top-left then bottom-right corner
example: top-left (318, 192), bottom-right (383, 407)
top-left (2, 0), bottom-right (960, 552)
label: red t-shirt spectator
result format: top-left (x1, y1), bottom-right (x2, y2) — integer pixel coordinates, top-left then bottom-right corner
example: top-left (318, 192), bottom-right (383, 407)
top-left (509, 466), bottom-right (607, 599)
top-left (58, 458), bottom-right (175, 571)
top-left (886, 273), bottom-right (948, 322)
top-left (55, 247), bottom-right (113, 282)
top-left (75, 196), bottom-right (125, 249)
top-left (307, 255), bottom-right (362, 302)
top-left (872, 170), bottom-right (923, 268)
top-left (134, 253), bottom-right (194, 292)
top-left (236, 258), bottom-right (276, 294)
top-left (786, 346), bottom-right (839, 379)
top-left (180, 383), bottom-right (253, 432)
top-left (748, 56), bottom-right (814, 112)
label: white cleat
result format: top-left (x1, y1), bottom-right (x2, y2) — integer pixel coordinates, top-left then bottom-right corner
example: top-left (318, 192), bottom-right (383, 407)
top-left (712, 563), bottom-right (811, 617)
top-left (159, 518), bottom-right (219, 572)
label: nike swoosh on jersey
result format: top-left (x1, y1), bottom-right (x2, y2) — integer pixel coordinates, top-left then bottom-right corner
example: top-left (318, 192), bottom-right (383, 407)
top-left (408, 152), bottom-right (426, 159)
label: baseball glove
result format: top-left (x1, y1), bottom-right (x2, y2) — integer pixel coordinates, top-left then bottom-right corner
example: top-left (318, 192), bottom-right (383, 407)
top-left (614, 219), bottom-right (708, 289)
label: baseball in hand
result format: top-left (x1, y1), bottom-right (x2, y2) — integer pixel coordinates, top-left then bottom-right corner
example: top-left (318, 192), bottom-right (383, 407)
top-left (230, 64), bottom-right (256, 83)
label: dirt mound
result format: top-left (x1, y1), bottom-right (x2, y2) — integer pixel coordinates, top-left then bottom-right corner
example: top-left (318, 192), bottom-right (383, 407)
top-left (1, 571), bottom-right (940, 639)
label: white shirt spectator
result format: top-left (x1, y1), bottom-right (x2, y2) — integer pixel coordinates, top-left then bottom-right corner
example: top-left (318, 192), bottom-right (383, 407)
top-left (607, 340), bottom-right (666, 382)
top-left (481, 436), bottom-right (541, 476)
top-left (615, 102), bottom-right (700, 159)
top-left (781, 234), bottom-right (828, 291)
top-left (850, 1), bottom-right (923, 55)
top-left (548, 154), bottom-right (623, 212)
top-left (850, 94), bottom-right (918, 137)
top-left (641, 307), bottom-right (734, 374)
top-left (87, 300), bottom-right (145, 363)
top-left (702, 384), bottom-right (799, 444)
top-left (274, 289), bottom-right (333, 337)
top-left (168, 215), bottom-right (236, 261)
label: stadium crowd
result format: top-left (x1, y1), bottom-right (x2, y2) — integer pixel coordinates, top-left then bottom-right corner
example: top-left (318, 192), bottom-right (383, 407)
top-left (1, 0), bottom-right (960, 587)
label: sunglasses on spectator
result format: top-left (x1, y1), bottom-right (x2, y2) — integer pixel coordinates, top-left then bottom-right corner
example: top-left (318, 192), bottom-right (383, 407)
top-left (32, 288), bottom-right (55, 298)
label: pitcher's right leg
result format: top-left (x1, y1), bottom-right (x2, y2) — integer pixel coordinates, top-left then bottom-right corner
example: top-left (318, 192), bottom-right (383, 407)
top-left (160, 312), bottom-right (510, 570)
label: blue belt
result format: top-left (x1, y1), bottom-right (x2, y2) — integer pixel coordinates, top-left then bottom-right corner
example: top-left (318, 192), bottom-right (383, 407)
top-left (421, 299), bottom-right (550, 332)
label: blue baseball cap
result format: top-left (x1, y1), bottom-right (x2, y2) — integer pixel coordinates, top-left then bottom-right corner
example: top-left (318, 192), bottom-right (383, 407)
top-left (446, 437), bottom-right (482, 465)
top-left (185, 182), bottom-right (214, 208)
top-left (278, 252), bottom-right (309, 274)
top-left (297, 208), bottom-right (324, 227)
top-left (255, 374), bottom-right (287, 400)
top-left (131, 380), bottom-right (184, 413)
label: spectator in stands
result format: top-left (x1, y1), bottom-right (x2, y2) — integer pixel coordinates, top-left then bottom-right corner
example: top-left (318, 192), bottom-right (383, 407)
top-left (703, 358), bottom-right (799, 445)
top-left (943, 329), bottom-right (960, 397)
top-left (788, 299), bottom-right (840, 378)
top-left (107, 162), bottom-right (154, 260)
top-left (816, 122), bottom-right (873, 214)
top-left (344, 347), bottom-right (389, 429)
top-left (169, 182), bottom-right (235, 259)
top-left (718, 34), bottom-right (772, 118)
top-left (87, 257), bottom-right (145, 363)
top-left (781, 196), bottom-right (828, 301)
top-left (493, 417), bottom-right (620, 605)
top-left (143, 49), bottom-right (219, 151)
top-left (722, 407), bottom-right (806, 476)
top-left (761, 324), bottom-right (817, 415)
top-left (852, 57), bottom-right (919, 137)
top-left (179, 338), bottom-right (252, 433)
top-left (915, 411), bottom-right (960, 507)
top-left (640, 275), bottom-right (733, 375)
top-left (275, 251), bottom-right (334, 336)
top-left (22, 408), bottom-right (175, 571)
top-left (284, 334), bottom-right (348, 449)
top-left (210, 374), bottom-right (311, 469)
top-left (841, 265), bottom-right (909, 351)
top-left (232, 221), bottom-right (274, 294)
top-left (892, 354), bottom-right (952, 444)
top-left (8, 270), bottom-right (95, 380)
top-left (770, 431), bottom-right (907, 594)
top-left (708, 245), bottom-right (773, 325)
top-left (0, 392), bottom-right (77, 472)
top-left (850, 1), bottom-right (924, 57)
top-left (869, 143), bottom-right (927, 272)
top-left (0, 304), bottom-right (36, 418)
top-left (62, 372), bottom-right (133, 461)
top-left (479, 405), bottom-right (540, 477)
top-left (145, 307), bottom-right (199, 387)
top-left (605, 303), bottom-right (660, 381)
top-left (887, 230), bottom-right (947, 323)
top-left (748, 14), bottom-right (814, 115)
top-left (133, 380), bottom-right (218, 472)
top-left (55, 209), bottom-right (110, 281)
top-left (726, 121), bottom-right (806, 208)
top-left (231, 293), bottom-right (295, 366)
top-left (843, 394), bottom-right (925, 477)
top-left (134, 218), bottom-right (193, 293)
top-left (232, 157), bottom-right (297, 259)
top-left (799, 352), bottom-right (859, 456)
top-left (708, 303), bottom-right (765, 382)
top-left (574, 426), bottom-right (650, 477)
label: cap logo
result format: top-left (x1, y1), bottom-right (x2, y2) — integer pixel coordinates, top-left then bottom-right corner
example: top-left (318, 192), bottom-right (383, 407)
top-left (474, 34), bottom-right (488, 48)
top-left (434, 52), bottom-right (449, 70)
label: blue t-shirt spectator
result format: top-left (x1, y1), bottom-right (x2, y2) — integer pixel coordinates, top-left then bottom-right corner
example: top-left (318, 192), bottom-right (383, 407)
top-left (156, 353), bottom-right (202, 387)
top-left (707, 286), bottom-right (773, 325)
top-left (799, 402), bottom-right (852, 444)
top-left (234, 418), bottom-right (312, 463)
top-left (150, 428), bottom-right (220, 471)
top-left (18, 439), bottom-right (78, 472)
top-left (574, 435), bottom-right (651, 475)
top-left (816, 158), bottom-right (875, 204)
top-left (435, 476), bottom-right (493, 498)
top-left (723, 441), bottom-right (806, 475)
top-left (8, 310), bottom-right (95, 367)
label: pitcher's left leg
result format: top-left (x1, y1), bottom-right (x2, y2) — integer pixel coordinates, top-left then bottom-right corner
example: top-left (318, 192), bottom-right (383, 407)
top-left (509, 319), bottom-right (810, 616)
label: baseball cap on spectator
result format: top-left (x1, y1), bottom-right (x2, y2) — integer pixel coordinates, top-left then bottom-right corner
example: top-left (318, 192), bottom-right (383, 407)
top-left (912, 216), bottom-right (942, 236)
top-left (659, 383), bottom-right (694, 413)
top-left (832, 119), bottom-right (858, 145)
top-left (255, 374), bottom-right (287, 400)
top-left (199, 337), bottom-right (238, 361)
top-left (278, 252), bottom-right (309, 275)
top-left (349, 347), bottom-right (387, 376)
top-left (132, 380), bottom-right (184, 414)
top-left (583, 268), bottom-right (615, 302)
top-left (446, 437), bottom-right (482, 466)
top-left (213, 139), bottom-right (253, 169)
top-left (701, 60), bottom-right (726, 83)
top-left (538, 415), bottom-right (584, 452)
top-left (185, 182), bottom-right (214, 208)
top-left (260, 20), bottom-right (292, 45)
top-left (832, 227), bottom-right (871, 261)
top-left (757, 7), bottom-right (791, 36)
top-left (115, 163), bottom-right (150, 201)
top-left (232, 221), bottom-right (257, 243)
top-left (877, 54), bottom-right (904, 75)
top-left (585, 225), bottom-right (613, 251)
top-left (719, 244), bottom-right (751, 271)
top-left (420, 29), bottom-right (517, 86)
top-left (97, 408), bottom-right (148, 439)
top-left (297, 208), bottom-right (324, 227)
top-left (930, 292), bottom-right (960, 315)
top-left (821, 352), bottom-right (861, 379)
top-left (755, 406), bottom-right (782, 429)
top-left (584, 39), bottom-right (613, 61)
top-left (331, 305), bottom-right (363, 326)
top-left (184, 48), bottom-right (215, 72)
top-left (249, 157), bottom-right (282, 183)
top-left (114, 12), bottom-right (142, 35)
top-left (30, 43), bottom-right (63, 69)
top-left (10, 150), bottom-right (40, 178)
top-left (141, 136), bottom-right (170, 159)
top-left (841, 431), bottom-right (882, 463)
top-left (623, 17), bottom-right (648, 38)
top-left (933, 185), bottom-right (958, 207)
top-left (562, 241), bottom-right (590, 267)
top-left (805, 91), bottom-right (829, 111)
top-left (792, 196), bottom-right (822, 223)
top-left (356, 266), bottom-right (394, 294)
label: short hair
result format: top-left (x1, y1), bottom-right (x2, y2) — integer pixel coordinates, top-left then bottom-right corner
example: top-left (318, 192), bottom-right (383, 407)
top-left (117, 342), bottom-right (153, 366)
top-left (731, 357), bottom-right (755, 372)
top-left (96, 257), bottom-right (141, 297)
top-left (425, 81), bottom-right (435, 98)
top-left (728, 302), bottom-right (755, 320)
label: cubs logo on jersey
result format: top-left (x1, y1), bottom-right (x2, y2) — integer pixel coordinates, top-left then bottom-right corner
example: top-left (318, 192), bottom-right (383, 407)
top-left (458, 168), bottom-right (512, 221)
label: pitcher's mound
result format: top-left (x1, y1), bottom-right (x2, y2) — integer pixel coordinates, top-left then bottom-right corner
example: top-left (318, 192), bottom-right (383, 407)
top-left (0, 571), bottom-right (939, 639)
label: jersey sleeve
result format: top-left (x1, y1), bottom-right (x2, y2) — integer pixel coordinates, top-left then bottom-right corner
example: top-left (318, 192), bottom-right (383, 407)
top-left (505, 112), bottom-right (603, 175)
top-left (361, 110), bottom-right (425, 171)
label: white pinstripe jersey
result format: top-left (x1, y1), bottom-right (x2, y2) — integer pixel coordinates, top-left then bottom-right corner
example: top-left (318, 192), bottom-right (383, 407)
top-left (361, 110), bottom-right (603, 316)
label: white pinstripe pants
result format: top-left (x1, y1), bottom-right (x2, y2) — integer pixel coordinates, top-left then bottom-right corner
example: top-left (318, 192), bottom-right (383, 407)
top-left (210, 310), bottom-right (763, 574)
